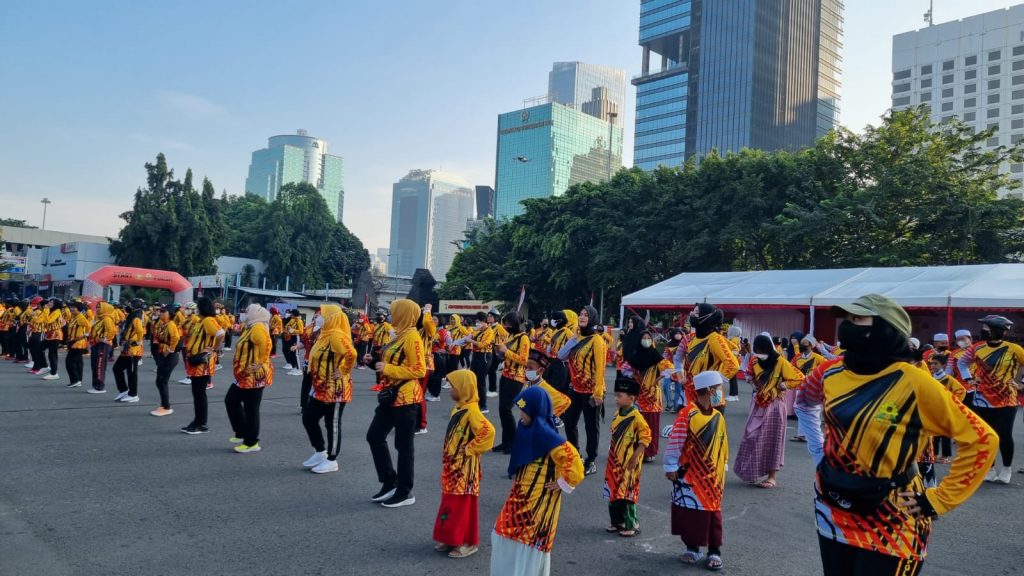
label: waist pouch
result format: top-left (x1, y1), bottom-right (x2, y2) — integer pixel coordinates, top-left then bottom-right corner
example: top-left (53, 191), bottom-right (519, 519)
top-left (818, 460), bottom-right (918, 515)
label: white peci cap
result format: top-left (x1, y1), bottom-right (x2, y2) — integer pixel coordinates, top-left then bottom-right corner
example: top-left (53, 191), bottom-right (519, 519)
top-left (909, 337), bottom-right (921, 349)
top-left (955, 329), bottom-right (972, 339)
top-left (933, 333), bottom-right (948, 342)
top-left (693, 370), bottom-right (725, 391)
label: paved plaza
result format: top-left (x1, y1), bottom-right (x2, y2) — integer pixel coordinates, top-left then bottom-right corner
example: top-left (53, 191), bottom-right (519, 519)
top-left (1, 351), bottom-right (1021, 575)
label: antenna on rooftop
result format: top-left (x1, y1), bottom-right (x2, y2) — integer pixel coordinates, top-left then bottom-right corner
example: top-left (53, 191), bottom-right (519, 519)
top-left (924, 0), bottom-right (934, 26)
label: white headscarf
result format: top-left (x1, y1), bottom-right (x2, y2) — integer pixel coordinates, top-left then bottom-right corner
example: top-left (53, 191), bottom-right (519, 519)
top-left (245, 303), bottom-right (271, 327)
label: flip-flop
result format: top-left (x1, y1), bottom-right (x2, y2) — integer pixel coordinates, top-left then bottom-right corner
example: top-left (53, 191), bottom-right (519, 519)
top-left (606, 525), bottom-right (623, 533)
top-left (758, 480), bottom-right (777, 489)
top-left (706, 554), bottom-right (723, 571)
top-left (681, 550), bottom-right (705, 565)
top-left (619, 528), bottom-right (639, 537)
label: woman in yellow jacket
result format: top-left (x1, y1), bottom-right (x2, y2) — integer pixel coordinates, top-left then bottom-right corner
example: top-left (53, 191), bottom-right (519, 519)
top-left (113, 299), bottom-right (147, 402)
top-left (88, 302), bottom-right (117, 393)
top-left (302, 304), bottom-right (356, 473)
top-left (269, 307), bottom-right (283, 358)
top-left (181, 297), bottom-right (225, 435)
top-left (40, 299), bottom-right (66, 381)
top-left (366, 299), bottom-right (426, 508)
top-left (64, 302), bottom-right (91, 388)
top-left (225, 303), bottom-right (273, 453)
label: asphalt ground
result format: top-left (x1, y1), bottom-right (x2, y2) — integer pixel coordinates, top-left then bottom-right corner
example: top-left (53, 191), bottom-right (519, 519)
top-left (1, 349), bottom-right (1022, 576)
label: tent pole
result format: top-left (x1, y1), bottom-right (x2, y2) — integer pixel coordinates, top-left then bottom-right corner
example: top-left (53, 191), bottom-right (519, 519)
top-left (618, 303), bottom-right (624, 330)
top-left (809, 302), bottom-right (816, 335)
top-left (947, 299), bottom-right (953, 338)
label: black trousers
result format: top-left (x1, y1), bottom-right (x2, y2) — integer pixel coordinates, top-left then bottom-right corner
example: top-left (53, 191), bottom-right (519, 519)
top-left (366, 404), bottom-right (418, 497)
top-left (818, 535), bottom-right (922, 576)
top-left (190, 375), bottom-right (210, 426)
top-left (428, 352), bottom-right (447, 398)
top-left (29, 333), bottom-right (46, 370)
top-left (728, 376), bottom-right (739, 397)
top-left (546, 359), bottom-right (569, 394)
top-left (471, 352), bottom-right (491, 410)
top-left (113, 355), bottom-right (140, 395)
top-left (498, 376), bottom-right (523, 448)
top-left (223, 330), bottom-right (233, 348)
top-left (300, 370), bottom-right (313, 411)
top-left (13, 326), bottom-right (28, 360)
top-left (973, 405), bottom-right (1018, 466)
top-left (0, 329), bottom-right (8, 356)
top-left (304, 399), bottom-right (346, 460)
top-left (90, 343), bottom-right (111, 390)
top-left (445, 352), bottom-right (460, 375)
top-left (155, 352), bottom-right (178, 409)
top-left (283, 338), bottom-right (298, 368)
top-left (45, 340), bottom-right (59, 375)
top-left (225, 384), bottom-right (264, 446)
top-left (933, 436), bottom-right (952, 458)
top-left (459, 350), bottom-right (470, 368)
top-left (65, 349), bottom-right (84, 384)
top-left (563, 390), bottom-right (600, 464)
top-left (487, 353), bottom-right (500, 392)
top-left (270, 335), bottom-right (279, 355)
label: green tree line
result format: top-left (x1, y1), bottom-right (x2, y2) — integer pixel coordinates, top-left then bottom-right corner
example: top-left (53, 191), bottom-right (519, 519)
top-left (440, 107), bottom-right (1024, 313)
top-left (111, 153), bottom-right (369, 288)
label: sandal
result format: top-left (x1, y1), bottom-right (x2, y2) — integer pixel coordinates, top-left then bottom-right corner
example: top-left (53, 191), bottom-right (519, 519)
top-left (606, 524), bottom-right (623, 533)
top-left (448, 545), bottom-right (478, 559)
top-left (758, 479), bottom-right (777, 489)
top-left (790, 435), bottom-right (807, 443)
top-left (433, 542), bottom-right (452, 552)
top-left (706, 554), bottom-right (723, 571)
top-left (681, 550), bottom-right (705, 564)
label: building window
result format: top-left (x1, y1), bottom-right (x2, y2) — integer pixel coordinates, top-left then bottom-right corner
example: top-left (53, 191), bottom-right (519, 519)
top-left (941, 101), bottom-right (954, 112)
top-left (989, 79), bottom-right (1001, 90)
top-left (989, 123), bottom-right (1000, 131)
top-left (1015, 46), bottom-right (1024, 56)
top-left (921, 64), bottom-right (933, 75)
top-left (894, 69), bottom-right (911, 80)
top-left (1013, 104), bottom-right (1024, 114)
top-left (964, 111), bottom-right (976, 122)
top-left (965, 69), bottom-right (977, 80)
top-left (966, 55), bottom-right (978, 66)
top-left (920, 92), bottom-right (932, 102)
top-left (1014, 134), bottom-right (1024, 144)
top-left (987, 137), bottom-right (1000, 147)
top-left (989, 50), bottom-right (1002, 61)
top-left (1014, 90), bottom-right (1024, 100)
top-left (942, 116), bottom-right (955, 124)
top-left (964, 97), bottom-right (977, 108)
top-left (988, 108), bottom-right (1001, 119)
top-left (964, 84), bottom-right (976, 94)
top-left (1015, 75), bottom-right (1024, 86)
top-left (942, 74), bottom-right (954, 85)
top-left (1013, 119), bottom-right (1024, 130)
top-left (921, 78), bottom-right (932, 88)
top-left (990, 65), bottom-right (1002, 75)
top-left (1012, 163), bottom-right (1024, 173)
top-left (893, 96), bottom-right (911, 107)
top-left (893, 83), bottom-right (911, 94)
top-left (943, 59), bottom-right (955, 70)
top-left (989, 93), bottom-right (1001, 104)
top-left (1015, 60), bottom-right (1024, 71)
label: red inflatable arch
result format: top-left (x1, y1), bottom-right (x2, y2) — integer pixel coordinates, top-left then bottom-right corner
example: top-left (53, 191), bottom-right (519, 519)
top-left (83, 266), bottom-right (193, 304)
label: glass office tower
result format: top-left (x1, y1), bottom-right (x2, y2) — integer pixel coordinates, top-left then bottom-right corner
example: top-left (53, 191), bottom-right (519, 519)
top-left (388, 169), bottom-right (475, 280)
top-left (548, 62), bottom-right (627, 123)
top-left (244, 129), bottom-right (346, 222)
top-left (632, 0), bottom-right (843, 170)
top-left (494, 102), bottom-right (623, 220)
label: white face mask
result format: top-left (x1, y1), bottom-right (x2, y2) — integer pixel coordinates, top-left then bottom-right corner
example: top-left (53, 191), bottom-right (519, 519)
top-left (957, 339), bottom-right (970, 349)
top-left (754, 353), bottom-right (769, 361)
top-left (641, 339), bottom-right (653, 348)
top-left (710, 387), bottom-right (723, 406)
top-left (525, 370), bottom-right (539, 382)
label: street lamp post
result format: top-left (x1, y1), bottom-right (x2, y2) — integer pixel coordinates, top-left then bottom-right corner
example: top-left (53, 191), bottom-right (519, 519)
top-left (40, 198), bottom-right (52, 230)
top-left (607, 112), bottom-right (618, 181)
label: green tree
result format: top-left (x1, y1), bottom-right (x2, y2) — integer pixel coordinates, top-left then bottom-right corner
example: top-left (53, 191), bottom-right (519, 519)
top-left (0, 218), bottom-right (36, 228)
top-left (221, 194), bottom-right (270, 259)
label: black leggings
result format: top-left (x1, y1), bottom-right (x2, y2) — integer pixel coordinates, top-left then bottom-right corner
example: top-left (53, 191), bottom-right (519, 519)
top-left (29, 334), bottom-right (46, 370)
top-left (225, 384), bottom-right (264, 445)
top-left (155, 353), bottom-right (178, 409)
top-left (487, 353), bottom-right (500, 392)
top-left (189, 375), bottom-right (210, 426)
top-left (113, 355), bottom-right (140, 395)
top-left (818, 535), bottom-right (922, 576)
top-left (563, 390), bottom-right (600, 464)
top-left (471, 353), bottom-right (490, 410)
top-left (498, 376), bottom-right (523, 447)
top-left (283, 338), bottom-right (298, 368)
top-left (973, 405), bottom-right (1018, 466)
top-left (65, 349), bottom-right (84, 384)
top-left (46, 340), bottom-right (59, 375)
top-left (303, 399), bottom-right (346, 460)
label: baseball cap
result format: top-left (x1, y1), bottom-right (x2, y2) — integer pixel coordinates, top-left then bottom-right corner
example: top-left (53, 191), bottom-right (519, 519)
top-left (830, 293), bottom-right (912, 337)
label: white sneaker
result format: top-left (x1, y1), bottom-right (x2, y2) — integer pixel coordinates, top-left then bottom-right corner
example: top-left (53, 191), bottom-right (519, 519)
top-left (87, 388), bottom-right (107, 394)
top-left (66, 381), bottom-right (82, 388)
top-left (996, 466), bottom-right (1012, 485)
top-left (288, 370), bottom-right (303, 376)
top-left (441, 382), bottom-right (451, 389)
top-left (486, 391), bottom-right (498, 398)
top-left (121, 395), bottom-right (140, 403)
top-left (311, 459), bottom-right (339, 474)
top-left (42, 374), bottom-right (59, 380)
top-left (114, 391), bottom-right (128, 401)
top-left (726, 395), bottom-right (739, 402)
top-left (24, 362), bottom-right (33, 370)
top-left (415, 428), bottom-right (428, 435)
top-left (137, 360), bottom-right (143, 367)
top-left (178, 377), bottom-right (192, 385)
top-left (984, 467), bottom-right (998, 482)
top-left (215, 364), bottom-right (223, 370)
top-left (303, 451), bottom-right (327, 468)
top-left (223, 347), bottom-right (232, 351)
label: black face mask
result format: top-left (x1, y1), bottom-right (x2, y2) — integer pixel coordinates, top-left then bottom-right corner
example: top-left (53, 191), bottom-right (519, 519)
top-left (838, 321), bottom-right (873, 354)
top-left (840, 318), bottom-right (914, 375)
top-left (936, 345), bottom-right (948, 353)
top-left (799, 344), bottom-right (812, 353)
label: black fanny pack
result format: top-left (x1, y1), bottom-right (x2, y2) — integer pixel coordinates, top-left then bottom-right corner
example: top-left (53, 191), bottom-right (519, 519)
top-left (187, 352), bottom-right (211, 366)
top-left (817, 460), bottom-right (918, 515)
top-left (377, 383), bottom-right (402, 406)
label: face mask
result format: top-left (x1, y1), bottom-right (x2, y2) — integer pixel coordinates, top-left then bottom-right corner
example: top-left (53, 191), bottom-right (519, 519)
top-left (710, 387), bottom-right (723, 406)
top-left (838, 320), bottom-right (873, 354)
top-left (754, 353), bottom-right (769, 361)
top-left (936, 345), bottom-right (948, 353)
top-left (550, 320), bottom-right (560, 328)
top-left (674, 333), bottom-right (683, 341)
top-left (957, 339), bottom-right (970, 349)
top-left (641, 339), bottom-right (653, 348)
top-left (525, 370), bottom-right (539, 382)
top-left (931, 368), bottom-right (944, 378)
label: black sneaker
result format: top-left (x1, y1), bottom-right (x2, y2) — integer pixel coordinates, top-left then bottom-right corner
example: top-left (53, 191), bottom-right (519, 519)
top-left (380, 493), bottom-right (416, 508)
top-left (492, 443), bottom-right (508, 453)
top-left (584, 460), bottom-right (598, 476)
top-left (371, 485), bottom-right (397, 502)
top-left (181, 424), bottom-right (209, 435)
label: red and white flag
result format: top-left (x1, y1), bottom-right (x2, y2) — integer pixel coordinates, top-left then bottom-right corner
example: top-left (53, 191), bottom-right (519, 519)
top-left (516, 285), bottom-right (526, 312)
top-left (364, 292), bottom-right (370, 315)
top-left (198, 280), bottom-right (204, 297)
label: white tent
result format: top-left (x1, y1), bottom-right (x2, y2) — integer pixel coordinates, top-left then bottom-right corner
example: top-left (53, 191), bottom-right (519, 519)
top-left (622, 264), bottom-right (1024, 310)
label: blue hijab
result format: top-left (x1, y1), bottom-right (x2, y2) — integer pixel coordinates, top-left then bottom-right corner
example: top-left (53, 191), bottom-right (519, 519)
top-left (507, 386), bottom-right (565, 478)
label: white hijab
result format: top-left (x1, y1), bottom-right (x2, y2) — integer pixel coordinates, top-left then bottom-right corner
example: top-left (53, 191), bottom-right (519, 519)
top-left (245, 304), bottom-right (271, 327)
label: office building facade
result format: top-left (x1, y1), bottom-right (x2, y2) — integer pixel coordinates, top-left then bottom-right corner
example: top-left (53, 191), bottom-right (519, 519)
top-left (494, 102), bottom-right (623, 219)
top-left (548, 61), bottom-right (627, 123)
top-left (475, 185), bottom-right (496, 220)
top-left (892, 5), bottom-right (1024, 195)
top-left (388, 170), bottom-right (475, 280)
top-left (632, 0), bottom-right (843, 171)
top-left (244, 129), bottom-right (346, 221)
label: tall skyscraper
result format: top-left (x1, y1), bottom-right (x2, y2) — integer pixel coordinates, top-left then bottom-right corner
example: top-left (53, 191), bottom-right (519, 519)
top-left (494, 101), bottom-right (623, 220)
top-left (548, 61), bottom-right (627, 124)
top-left (388, 169), bottom-right (475, 280)
top-left (475, 185), bottom-right (495, 220)
top-left (891, 4), bottom-right (1024, 196)
top-left (632, 0), bottom-right (843, 171)
top-left (244, 129), bottom-right (345, 222)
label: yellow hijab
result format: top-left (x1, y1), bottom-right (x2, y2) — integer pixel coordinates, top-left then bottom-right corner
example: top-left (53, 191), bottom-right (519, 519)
top-left (390, 299), bottom-right (420, 333)
top-left (447, 369), bottom-right (479, 410)
top-left (320, 304), bottom-right (353, 347)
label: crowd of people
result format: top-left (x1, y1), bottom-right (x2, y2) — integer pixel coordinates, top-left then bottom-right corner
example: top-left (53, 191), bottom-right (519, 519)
top-left (1, 292), bottom-right (1020, 576)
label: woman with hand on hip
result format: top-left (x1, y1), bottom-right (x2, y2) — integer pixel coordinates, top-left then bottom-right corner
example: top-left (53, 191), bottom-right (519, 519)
top-left (302, 304), bottom-right (356, 473)
top-left (225, 303), bottom-right (273, 453)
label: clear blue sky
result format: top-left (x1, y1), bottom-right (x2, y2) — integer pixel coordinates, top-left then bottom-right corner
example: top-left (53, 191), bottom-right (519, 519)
top-left (0, 0), bottom-right (1016, 253)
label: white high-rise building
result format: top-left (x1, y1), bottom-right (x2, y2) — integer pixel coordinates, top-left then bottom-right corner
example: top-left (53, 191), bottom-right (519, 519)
top-left (244, 129), bottom-right (345, 220)
top-left (892, 5), bottom-right (1024, 196)
top-left (388, 169), bottom-right (475, 280)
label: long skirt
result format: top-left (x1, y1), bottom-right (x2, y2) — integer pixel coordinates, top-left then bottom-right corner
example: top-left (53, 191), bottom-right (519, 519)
top-left (671, 505), bottom-right (723, 549)
top-left (733, 396), bottom-right (787, 483)
top-left (433, 493), bottom-right (478, 546)
top-left (490, 532), bottom-right (549, 576)
top-left (641, 411), bottom-right (660, 458)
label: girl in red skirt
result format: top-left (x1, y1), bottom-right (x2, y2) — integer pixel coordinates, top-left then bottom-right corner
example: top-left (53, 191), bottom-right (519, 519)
top-left (433, 369), bottom-right (495, 558)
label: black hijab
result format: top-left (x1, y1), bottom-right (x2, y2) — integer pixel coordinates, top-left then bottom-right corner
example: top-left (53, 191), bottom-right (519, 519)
top-left (626, 330), bottom-right (663, 372)
top-left (841, 316), bottom-right (914, 375)
top-left (578, 305), bottom-right (599, 337)
top-left (690, 303), bottom-right (723, 339)
top-left (753, 334), bottom-right (779, 374)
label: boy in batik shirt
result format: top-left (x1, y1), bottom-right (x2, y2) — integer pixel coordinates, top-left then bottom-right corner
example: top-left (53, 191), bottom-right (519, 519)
top-left (603, 377), bottom-right (651, 537)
